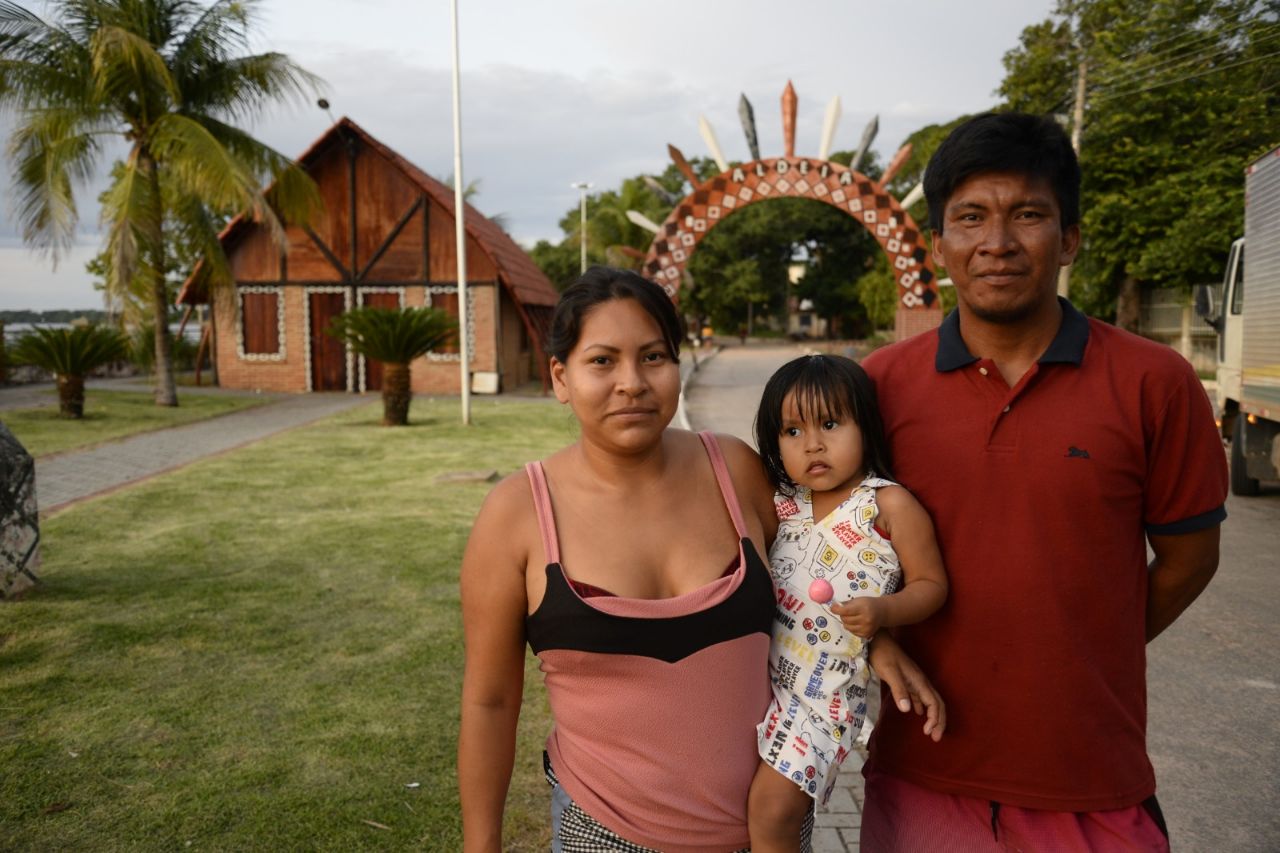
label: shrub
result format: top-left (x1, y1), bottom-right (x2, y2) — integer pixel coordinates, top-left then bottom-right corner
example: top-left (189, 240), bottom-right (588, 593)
top-left (327, 307), bottom-right (456, 426)
top-left (10, 325), bottom-right (131, 418)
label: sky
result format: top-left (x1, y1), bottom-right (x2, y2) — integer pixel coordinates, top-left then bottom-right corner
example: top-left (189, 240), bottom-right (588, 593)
top-left (0, 0), bottom-right (1057, 311)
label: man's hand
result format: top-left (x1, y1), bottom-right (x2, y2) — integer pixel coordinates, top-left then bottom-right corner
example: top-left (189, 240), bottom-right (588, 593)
top-left (832, 597), bottom-right (883, 639)
top-left (867, 633), bottom-right (945, 742)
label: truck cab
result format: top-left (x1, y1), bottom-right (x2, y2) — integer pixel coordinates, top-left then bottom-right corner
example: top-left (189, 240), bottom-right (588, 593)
top-left (1196, 144), bottom-right (1280, 496)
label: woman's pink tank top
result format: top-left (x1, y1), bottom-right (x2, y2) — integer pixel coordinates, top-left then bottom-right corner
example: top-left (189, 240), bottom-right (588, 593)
top-left (523, 432), bottom-right (774, 852)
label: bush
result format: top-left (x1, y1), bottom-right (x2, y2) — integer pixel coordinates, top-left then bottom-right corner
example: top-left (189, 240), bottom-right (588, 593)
top-left (10, 325), bottom-right (130, 418)
top-left (327, 307), bottom-right (456, 426)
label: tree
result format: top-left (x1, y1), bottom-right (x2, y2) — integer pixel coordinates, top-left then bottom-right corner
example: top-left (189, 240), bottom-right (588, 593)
top-left (326, 306), bottom-right (457, 426)
top-left (531, 154), bottom-right (895, 337)
top-left (85, 161), bottom-right (230, 328)
top-left (11, 324), bottom-right (129, 417)
top-left (0, 0), bottom-right (321, 406)
top-left (528, 238), bottom-right (581, 291)
top-left (880, 116), bottom-right (973, 227)
top-left (998, 0), bottom-right (1279, 328)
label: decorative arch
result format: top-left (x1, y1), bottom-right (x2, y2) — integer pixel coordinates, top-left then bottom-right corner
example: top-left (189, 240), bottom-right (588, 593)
top-left (637, 84), bottom-right (943, 339)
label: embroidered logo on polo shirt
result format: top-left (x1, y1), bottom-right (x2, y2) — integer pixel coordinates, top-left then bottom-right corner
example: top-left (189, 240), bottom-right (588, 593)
top-left (1065, 446), bottom-right (1091, 459)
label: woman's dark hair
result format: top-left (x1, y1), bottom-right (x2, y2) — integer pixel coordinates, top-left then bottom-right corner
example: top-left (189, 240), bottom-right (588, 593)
top-left (545, 266), bottom-right (684, 363)
top-left (924, 112), bottom-right (1080, 234)
top-left (754, 354), bottom-right (892, 494)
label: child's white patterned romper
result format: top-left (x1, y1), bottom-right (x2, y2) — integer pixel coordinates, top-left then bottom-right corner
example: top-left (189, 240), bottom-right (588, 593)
top-left (756, 474), bottom-right (901, 805)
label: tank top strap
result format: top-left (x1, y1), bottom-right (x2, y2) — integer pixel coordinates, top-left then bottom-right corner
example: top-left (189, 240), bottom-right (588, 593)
top-left (697, 431), bottom-right (748, 539)
top-left (524, 461), bottom-right (561, 565)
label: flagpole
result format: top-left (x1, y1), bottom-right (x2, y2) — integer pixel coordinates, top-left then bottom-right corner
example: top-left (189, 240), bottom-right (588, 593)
top-left (450, 0), bottom-right (471, 425)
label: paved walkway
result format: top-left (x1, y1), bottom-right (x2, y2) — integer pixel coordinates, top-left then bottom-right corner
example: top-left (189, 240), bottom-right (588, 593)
top-left (685, 342), bottom-right (870, 852)
top-left (1, 380), bottom-right (371, 513)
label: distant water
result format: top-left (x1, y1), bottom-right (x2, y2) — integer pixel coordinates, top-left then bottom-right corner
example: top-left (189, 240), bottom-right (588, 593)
top-left (3, 323), bottom-right (201, 345)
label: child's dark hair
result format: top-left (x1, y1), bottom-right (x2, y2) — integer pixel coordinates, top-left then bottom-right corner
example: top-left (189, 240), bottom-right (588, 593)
top-left (754, 354), bottom-right (892, 494)
top-left (546, 266), bottom-right (684, 363)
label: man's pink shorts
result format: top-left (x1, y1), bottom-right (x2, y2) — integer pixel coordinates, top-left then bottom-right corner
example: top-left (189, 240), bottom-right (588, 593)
top-left (861, 765), bottom-right (1170, 852)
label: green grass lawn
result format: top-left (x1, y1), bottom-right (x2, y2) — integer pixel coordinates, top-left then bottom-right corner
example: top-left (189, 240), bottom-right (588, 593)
top-left (0, 397), bottom-right (575, 851)
top-left (1, 390), bottom-right (270, 458)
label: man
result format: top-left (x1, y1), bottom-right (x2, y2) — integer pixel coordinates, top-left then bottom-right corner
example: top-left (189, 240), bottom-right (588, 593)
top-left (860, 113), bottom-right (1227, 851)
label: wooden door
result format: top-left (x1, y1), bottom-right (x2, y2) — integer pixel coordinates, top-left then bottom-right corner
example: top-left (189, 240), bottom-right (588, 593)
top-left (310, 291), bottom-right (348, 391)
top-left (361, 291), bottom-right (401, 391)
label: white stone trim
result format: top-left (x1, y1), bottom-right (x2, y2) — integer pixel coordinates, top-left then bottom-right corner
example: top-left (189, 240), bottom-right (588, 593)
top-left (355, 287), bottom-right (406, 393)
top-left (303, 286), bottom-right (354, 392)
top-left (425, 285), bottom-right (476, 363)
top-left (235, 285), bottom-right (286, 361)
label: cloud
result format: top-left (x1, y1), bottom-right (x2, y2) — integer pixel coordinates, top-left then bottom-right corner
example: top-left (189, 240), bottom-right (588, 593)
top-left (0, 0), bottom-right (1058, 309)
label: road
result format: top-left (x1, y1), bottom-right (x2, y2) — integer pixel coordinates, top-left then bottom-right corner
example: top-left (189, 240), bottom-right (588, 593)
top-left (686, 344), bottom-right (1280, 852)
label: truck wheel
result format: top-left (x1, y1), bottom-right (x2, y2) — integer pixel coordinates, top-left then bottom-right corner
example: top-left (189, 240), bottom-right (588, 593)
top-left (1231, 415), bottom-right (1261, 496)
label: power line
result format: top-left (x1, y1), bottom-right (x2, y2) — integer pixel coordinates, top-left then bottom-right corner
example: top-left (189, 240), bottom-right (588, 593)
top-left (1109, 13), bottom-right (1269, 63)
top-left (1090, 48), bottom-right (1280, 103)
top-left (1091, 22), bottom-right (1280, 90)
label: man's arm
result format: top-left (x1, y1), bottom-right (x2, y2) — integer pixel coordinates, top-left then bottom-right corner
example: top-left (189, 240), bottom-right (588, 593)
top-left (1146, 526), bottom-right (1221, 642)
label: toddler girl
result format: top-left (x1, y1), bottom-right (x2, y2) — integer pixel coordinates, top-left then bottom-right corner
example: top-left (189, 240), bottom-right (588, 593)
top-left (748, 354), bottom-right (948, 851)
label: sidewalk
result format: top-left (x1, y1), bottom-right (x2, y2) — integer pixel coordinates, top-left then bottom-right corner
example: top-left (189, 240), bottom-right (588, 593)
top-left (683, 343), bottom-right (869, 852)
top-left (9, 384), bottom-right (372, 513)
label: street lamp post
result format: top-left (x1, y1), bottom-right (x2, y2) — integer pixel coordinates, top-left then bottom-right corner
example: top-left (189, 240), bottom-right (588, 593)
top-left (571, 181), bottom-right (593, 273)
top-left (449, 0), bottom-right (470, 425)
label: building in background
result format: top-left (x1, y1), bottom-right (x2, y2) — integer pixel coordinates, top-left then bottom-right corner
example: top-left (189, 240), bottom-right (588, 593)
top-left (177, 118), bottom-right (557, 395)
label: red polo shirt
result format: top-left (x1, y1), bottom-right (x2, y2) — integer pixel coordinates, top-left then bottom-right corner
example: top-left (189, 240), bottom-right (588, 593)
top-left (862, 299), bottom-right (1227, 812)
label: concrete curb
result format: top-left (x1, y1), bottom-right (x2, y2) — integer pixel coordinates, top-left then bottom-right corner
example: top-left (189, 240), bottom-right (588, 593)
top-left (677, 346), bottom-right (723, 431)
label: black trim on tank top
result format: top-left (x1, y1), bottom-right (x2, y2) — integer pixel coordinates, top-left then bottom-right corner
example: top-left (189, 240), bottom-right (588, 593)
top-left (526, 540), bottom-right (775, 664)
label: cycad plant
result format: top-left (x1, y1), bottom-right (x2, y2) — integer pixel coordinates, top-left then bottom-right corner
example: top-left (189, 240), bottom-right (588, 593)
top-left (0, 0), bottom-right (321, 408)
top-left (11, 325), bottom-right (130, 418)
top-left (327, 307), bottom-right (457, 426)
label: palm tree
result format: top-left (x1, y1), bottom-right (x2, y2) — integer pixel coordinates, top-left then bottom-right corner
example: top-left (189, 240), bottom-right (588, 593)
top-left (11, 324), bottom-right (129, 418)
top-left (327, 307), bottom-right (457, 427)
top-left (0, 0), bottom-right (321, 408)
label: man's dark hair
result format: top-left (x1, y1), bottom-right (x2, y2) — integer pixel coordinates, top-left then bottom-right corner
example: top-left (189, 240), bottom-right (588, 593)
top-left (546, 266), bottom-right (684, 363)
top-left (754, 354), bottom-right (892, 495)
top-left (924, 112), bottom-right (1080, 233)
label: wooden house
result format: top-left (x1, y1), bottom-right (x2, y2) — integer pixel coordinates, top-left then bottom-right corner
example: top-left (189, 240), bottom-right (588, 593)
top-left (177, 118), bottom-right (557, 394)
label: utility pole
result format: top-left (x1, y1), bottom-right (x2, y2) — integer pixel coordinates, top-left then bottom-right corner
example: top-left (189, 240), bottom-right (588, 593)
top-left (1058, 56), bottom-right (1087, 299)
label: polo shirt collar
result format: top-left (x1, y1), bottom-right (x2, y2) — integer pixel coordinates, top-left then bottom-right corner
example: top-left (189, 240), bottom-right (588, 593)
top-left (935, 296), bottom-right (1090, 372)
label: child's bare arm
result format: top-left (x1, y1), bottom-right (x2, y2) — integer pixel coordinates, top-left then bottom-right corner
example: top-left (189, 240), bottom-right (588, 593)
top-left (832, 485), bottom-right (947, 638)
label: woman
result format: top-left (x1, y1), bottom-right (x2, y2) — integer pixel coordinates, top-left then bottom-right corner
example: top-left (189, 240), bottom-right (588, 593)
top-left (458, 267), bottom-right (940, 852)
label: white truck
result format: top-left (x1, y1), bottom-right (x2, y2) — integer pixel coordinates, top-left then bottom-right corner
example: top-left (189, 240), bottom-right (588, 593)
top-left (1197, 144), bottom-right (1280, 496)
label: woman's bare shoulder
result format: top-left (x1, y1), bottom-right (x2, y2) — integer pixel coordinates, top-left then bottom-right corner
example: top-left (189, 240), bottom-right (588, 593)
top-left (713, 433), bottom-right (770, 487)
top-left (473, 466), bottom-right (539, 535)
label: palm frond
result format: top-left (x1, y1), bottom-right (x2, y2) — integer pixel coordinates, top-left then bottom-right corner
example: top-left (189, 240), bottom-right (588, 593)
top-left (8, 106), bottom-right (109, 257)
top-left (170, 189), bottom-right (233, 291)
top-left (10, 323), bottom-right (130, 375)
top-left (0, 2), bottom-right (96, 111)
top-left (171, 0), bottom-right (251, 68)
top-left (149, 111), bottom-right (304, 245)
top-left (327, 307), bottom-right (457, 364)
top-left (148, 111), bottom-right (259, 206)
top-left (90, 21), bottom-right (178, 106)
top-left (180, 51), bottom-right (321, 123)
top-left (190, 114), bottom-right (321, 225)
top-left (101, 145), bottom-right (160, 292)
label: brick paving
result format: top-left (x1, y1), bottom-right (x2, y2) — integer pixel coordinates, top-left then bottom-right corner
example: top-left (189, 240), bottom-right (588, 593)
top-left (684, 342), bottom-right (871, 852)
top-left (3, 382), bottom-right (371, 512)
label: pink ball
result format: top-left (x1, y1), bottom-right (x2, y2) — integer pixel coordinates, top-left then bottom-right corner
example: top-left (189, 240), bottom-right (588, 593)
top-left (808, 578), bottom-right (834, 604)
